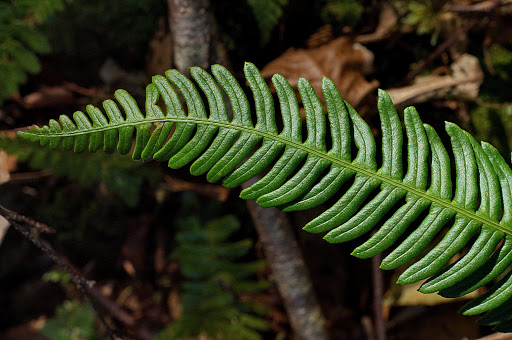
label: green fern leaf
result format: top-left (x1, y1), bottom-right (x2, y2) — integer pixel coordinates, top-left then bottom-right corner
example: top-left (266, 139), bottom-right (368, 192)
top-left (246, 0), bottom-right (287, 44)
top-left (17, 62), bottom-right (512, 331)
top-left (159, 214), bottom-right (269, 339)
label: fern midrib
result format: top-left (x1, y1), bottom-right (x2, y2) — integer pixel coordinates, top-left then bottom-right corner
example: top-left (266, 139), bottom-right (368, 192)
top-left (34, 116), bottom-right (512, 236)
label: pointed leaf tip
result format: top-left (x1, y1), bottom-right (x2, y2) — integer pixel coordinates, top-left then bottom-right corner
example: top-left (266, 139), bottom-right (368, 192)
top-left (244, 62), bottom-right (258, 72)
top-left (445, 121), bottom-right (458, 130)
top-left (377, 88), bottom-right (389, 98)
top-left (321, 76), bottom-right (335, 87)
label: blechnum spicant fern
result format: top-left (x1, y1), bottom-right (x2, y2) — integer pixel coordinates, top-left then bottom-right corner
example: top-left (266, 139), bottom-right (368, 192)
top-left (158, 215), bottom-right (270, 339)
top-left (16, 61), bottom-right (512, 332)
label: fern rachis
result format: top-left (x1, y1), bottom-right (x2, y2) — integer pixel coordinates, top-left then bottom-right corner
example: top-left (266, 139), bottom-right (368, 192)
top-left (16, 62), bottom-right (512, 331)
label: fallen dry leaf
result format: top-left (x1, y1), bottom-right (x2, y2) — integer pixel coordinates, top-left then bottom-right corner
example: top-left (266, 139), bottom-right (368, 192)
top-left (0, 150), bottom-right (10, 185)
top-left (356, 2), bottom-right (399, 44)
top-left (383, 278), bottom-right (481, 308)
top-left (0, 216), bottom-right (9, 247)
top-left (386, 53), bottom-right (484, 108)
top-left (260, 36), bottom-right (379, 113)
top-left (476, 332), bottom-right (512, 340)
top-left (306, 25), bottom-right (335, 49)
top-left (22, 86), bottom-right (75, 110)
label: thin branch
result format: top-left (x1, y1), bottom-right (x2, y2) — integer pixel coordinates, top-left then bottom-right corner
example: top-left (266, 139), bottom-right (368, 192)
top-left (447, 0), bottom-right (506, 13)
top-left (243, 181), bottom-right (330, 340)
top-left (0, 204), bottom-right (54, 234)
top-left (400, 18), bottom-right (479, 86)
top-left (7, 220), bottom-right (125, 339)
top-left (7, 170), bottom-right (53, 182)
top-left (1, 210), bottom-right (155, 340)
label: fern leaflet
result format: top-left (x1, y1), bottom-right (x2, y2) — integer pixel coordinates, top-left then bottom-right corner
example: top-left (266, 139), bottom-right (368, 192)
top-left (17, 62), bottom-right (512, 331)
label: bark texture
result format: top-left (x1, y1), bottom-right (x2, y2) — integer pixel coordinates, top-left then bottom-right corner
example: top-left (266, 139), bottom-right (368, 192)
top-left (169, 0), bottom-right (211, 72)
top-left (243, 183), bottom-right (330, 340)
top-left (168, 0), bottom-right (229, 73)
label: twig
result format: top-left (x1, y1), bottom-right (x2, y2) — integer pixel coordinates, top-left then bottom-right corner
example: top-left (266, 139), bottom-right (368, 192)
top-left (0, 204), bottom-right (55, 234)
top-left (447, 0), bottom-right (505, 13)
top-left (400, 18), bottom-right (479, 86)
top-left (7, 220), bottom-right (125, 339)
top-left (1, 210), bottom-right (156, 340)
top-left (372, 253), bottom-right (386, 340)
top-left (8, 170), bottom-right (53, 182)
top-left (243, 180), bottom-right (330, 340)
top-left (58, 257), bottom-right (153, 340)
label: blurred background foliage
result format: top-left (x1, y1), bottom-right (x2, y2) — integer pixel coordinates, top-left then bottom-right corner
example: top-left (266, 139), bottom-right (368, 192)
top-left (0, 0), bottom-right (70, 103)
top-left (471, 44), bottom-right (512, 157)
top-left (246, 0), bottom-right (288, 45)
top-left (39, 300), bottom-right (105, 340)
top-left (158, 212), bottom-right (271, 339)
top-left (40, 0), bottom-right (166, 69)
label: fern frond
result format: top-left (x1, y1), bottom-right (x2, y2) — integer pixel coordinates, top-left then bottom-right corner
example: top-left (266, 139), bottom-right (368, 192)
top-left (17, 62), bottom-right (512, 331)
top-left (158, 215), bottom-right (269, 340)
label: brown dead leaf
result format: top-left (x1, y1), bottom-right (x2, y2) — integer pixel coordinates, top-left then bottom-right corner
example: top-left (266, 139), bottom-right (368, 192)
top-left (356, 2), bottom-right (399, 44)
top-left (260, 36), bottom-right (379, 113)
top-left (384, 279), bottom-right (481, 308)
top-left (0, 131), bottom-right (21, 175)
top-left (476, 332), bottom-right (512, 340)
top-left (22, 86), bottom-right (75, 110)
top-left (386, 53), bottom-right (484, 108)
top-left (305, 25), bottom-right (334, 49)
top-left (117, 286), bottom-right (143, 316)
top-left (0, 150), bottom-right (10, 185)
top-left (0, 215), bottom-right (9, 247)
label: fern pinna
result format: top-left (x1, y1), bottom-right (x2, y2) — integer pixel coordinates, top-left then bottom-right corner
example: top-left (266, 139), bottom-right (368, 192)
top-left (16, 62), bottom-right (512, 331)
